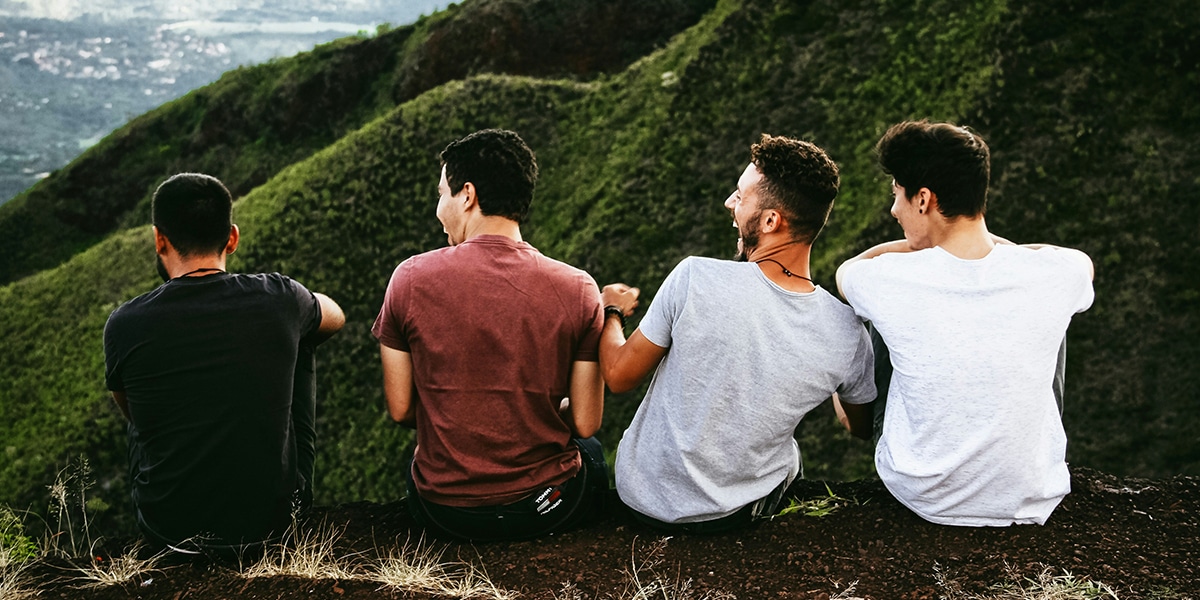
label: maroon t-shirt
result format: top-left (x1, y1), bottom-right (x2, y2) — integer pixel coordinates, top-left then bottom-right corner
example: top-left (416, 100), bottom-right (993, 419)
top-left (373, 235), bottom-right (603, 506)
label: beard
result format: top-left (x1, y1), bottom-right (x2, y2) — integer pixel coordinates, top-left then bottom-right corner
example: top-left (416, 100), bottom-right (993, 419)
top-left (156, 255), bottom-right (170, 282)
top-left (733, 210), bottom-right (762, 262)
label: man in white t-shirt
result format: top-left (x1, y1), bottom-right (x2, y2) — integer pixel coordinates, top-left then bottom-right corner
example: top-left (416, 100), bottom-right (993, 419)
top-left (836, 120), bottom-right (1095, 526)
top-left (601, 134), bottom-right (876, 533)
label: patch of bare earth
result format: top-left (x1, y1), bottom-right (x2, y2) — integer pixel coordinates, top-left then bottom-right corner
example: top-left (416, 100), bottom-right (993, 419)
top-left (23, 467), bottom-right (1199, 599)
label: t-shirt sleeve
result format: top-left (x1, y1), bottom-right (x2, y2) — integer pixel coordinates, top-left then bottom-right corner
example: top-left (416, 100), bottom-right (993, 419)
top-left (1056, 247), bottom-right (1095, 314)
top-left (102, 309), bottom-right (125, 392)
top-left (287, 276), bottom-right (322, 342)
top-left (838, 259), bottom-right (876, 323)
top-left (372, 262), bottom-right (413, 352)
top-left (574, 275), bottom-right (604, 362)
top-left (836, 321), bottom-right (877, 405)
top-left (637, 258), bottom-right (691, 349)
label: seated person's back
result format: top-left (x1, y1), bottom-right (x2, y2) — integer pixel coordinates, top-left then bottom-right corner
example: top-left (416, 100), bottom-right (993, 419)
top-left (837, 120), bottom-right (1095, 526)
top-left (104, 173), bottom-right (345, 549)
top-left (373, 129), bottom-right (607, 542)
top-left (600, 134), bottom-right (876, 533)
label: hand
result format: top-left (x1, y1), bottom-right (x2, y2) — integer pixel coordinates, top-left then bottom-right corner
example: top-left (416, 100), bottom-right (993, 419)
top-left (601, 283), bottom-right (640, 316)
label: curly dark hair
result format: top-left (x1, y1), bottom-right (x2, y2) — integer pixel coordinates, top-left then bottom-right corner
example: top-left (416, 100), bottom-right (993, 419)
top-left (750, 134), bottom-right (841, 244)
top-left (876, 120), bottom-right (990, 218)
top-left (440, 129), bottom-right (539, 223)
top-left (151, 173), bottom-right (233, 256)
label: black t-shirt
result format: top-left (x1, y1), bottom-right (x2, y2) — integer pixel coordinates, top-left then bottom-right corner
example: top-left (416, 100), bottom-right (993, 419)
top-left (103, 272), bottom-right (321, 545)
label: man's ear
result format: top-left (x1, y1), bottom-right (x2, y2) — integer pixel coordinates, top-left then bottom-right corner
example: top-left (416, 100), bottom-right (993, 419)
top-left (761, 209), bottom-right (782, 234)
top-left (224, 224), bottom-right (240, 255)
top-left (460, 181), bottom-right (478, 211)
top-left (916, 187), bottom-right (936, 215)
top-left (153, 226), bottom-right (170, 255)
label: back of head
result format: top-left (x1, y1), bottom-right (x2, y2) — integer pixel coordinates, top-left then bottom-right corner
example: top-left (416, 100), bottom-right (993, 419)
top-left (440, 129), bottom-right (539, 223)
top-left (876, 120), bottom-right (991, 218)
top-left (750, 134), bottom-right (841, 244)
top-left (152, 173), bottom-right (234, 256)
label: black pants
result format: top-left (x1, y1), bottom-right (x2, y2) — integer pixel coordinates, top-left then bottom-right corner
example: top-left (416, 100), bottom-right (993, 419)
top-left (406, 437), bottom-right (609, 542)
top-left (624, 476), bottom-right (790, 535)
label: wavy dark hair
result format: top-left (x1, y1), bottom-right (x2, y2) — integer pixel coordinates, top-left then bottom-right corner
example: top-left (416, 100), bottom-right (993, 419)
top-left (750, 134), bottom-right (841, 244)
top-left (440, 129), bottom-right (539, 223)
top-left (876, 120), bottom-right (991, 218)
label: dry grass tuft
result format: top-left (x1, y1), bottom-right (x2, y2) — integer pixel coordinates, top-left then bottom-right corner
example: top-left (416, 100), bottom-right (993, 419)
top-left (368, 535), bottom-right (516, 599)
top-left (936, 561), bottom-right (1120, 600)
top-left (0, 560), bottom-right (36, 600)
top-left (244, 518), bottom-right (359, 580)
top-left (610, 537), bottom-right (734, 600)
top-left (69, 543), bottom-right (164, 589)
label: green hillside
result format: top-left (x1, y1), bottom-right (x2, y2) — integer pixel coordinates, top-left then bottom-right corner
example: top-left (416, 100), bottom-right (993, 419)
top-left (0, 0), bottom-right (717, 285)
top-left (1, 0), bottom-right (1197, 535)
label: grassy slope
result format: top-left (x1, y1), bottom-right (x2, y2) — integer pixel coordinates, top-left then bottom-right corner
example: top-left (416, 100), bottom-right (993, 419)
top-left (0, 0), bottom-right (717, 285)
top-left (0, 0), bottom-right (1197, 532)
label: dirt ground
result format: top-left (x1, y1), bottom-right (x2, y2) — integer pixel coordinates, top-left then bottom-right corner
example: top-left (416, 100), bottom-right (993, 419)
top-left (22, 467), bottom-right (1199, 599)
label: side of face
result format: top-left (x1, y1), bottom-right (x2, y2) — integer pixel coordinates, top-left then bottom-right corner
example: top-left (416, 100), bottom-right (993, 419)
top-left (890, 180), bottom-right (934, 250)
top-left (724, 163), bottom-right (768, 260)
top-left (436, 164), bottom-right (469, 246)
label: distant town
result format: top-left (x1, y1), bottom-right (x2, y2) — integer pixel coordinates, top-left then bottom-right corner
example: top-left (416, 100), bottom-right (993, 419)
top-left (0, 1), bottom-right (445, 204)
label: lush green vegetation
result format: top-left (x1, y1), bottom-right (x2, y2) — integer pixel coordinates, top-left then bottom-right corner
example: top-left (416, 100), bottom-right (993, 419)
top-left (0, 0), bottom-right (716, 285)
top-left (0, 0), bottom-right (1196, 536)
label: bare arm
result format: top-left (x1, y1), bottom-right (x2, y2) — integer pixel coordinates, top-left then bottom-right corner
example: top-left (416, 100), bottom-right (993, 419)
top-left (379, 344), bottom-right (417, 426)
top-left (311, 292), bottom-right (346, 344)
top-left (832, 393), bottom-right (873, 440)
top-left (111, 391), bottom-right (131, 421)
top-left (836, 240), bottom-right (915, 299)
top-left (598, 283), bottom-right (667, 394)
top-left (562, 361), bottom-right (604, 438)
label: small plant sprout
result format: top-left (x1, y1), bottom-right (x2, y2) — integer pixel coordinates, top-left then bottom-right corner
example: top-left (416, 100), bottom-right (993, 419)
top-left (775, 483), bottom-right (858, 518)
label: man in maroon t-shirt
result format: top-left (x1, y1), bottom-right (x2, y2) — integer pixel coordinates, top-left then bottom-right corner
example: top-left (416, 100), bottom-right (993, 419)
top-left (372, 129), bottom-right (609, 541)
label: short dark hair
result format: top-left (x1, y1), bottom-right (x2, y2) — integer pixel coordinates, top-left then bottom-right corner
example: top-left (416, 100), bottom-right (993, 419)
top-left (876, 120), bottom-right (991, 218)
top-left (750, 134), bottom-right (840, 245)
top-left (440, 129), bottom-right (538, 223)
top-left (151, 173), bottom-right (234, 257)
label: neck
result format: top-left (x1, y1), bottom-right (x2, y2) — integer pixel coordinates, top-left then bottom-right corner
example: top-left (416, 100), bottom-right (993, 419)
top-left (747, 238), bottom-right (815, 292)
top-left (932, 216), bottom-right (993, 260)
top-left (463, 215), bottom-right (523, 243)
top-left (165, 253), bottom-right (227, 279)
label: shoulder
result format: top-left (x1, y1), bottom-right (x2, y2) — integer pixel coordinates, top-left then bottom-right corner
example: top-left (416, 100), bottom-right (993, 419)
top-left (105, 283), bottom-right (168, 325)
top-left (669, 256), bottom-right (745, 280)
top-left (813, 286), bottom-right (865, 322)
top-left (998, 244), bottom-right (1093, 276)
top-left (232, 272), bottom-right (312, 296)
top-left (385, 248), bottom-right (451, 285)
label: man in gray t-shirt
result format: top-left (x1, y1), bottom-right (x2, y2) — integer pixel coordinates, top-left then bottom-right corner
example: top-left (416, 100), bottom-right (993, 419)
top-left (600, 135), bottom-right (876, 533)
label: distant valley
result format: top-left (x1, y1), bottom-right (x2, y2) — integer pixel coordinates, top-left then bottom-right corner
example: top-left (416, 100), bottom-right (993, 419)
top-left (0, 1), bottom-right (446, 204)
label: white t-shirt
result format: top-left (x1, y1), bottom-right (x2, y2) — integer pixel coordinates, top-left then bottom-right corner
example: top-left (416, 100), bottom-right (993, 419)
top-left (616, 257), bottom-right (876, 523)
top-left (840, 244), bottom-right (1094, 526)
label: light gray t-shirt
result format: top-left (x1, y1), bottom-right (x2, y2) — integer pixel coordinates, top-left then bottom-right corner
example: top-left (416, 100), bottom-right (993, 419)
top-left (615, 257), bottom-right (876, 523)
top-left (840, 245), bottom-right (1094, 526)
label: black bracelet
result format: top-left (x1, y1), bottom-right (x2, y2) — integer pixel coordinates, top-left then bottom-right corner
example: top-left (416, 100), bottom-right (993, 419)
top-left (604, 305), bottom-right (626, 328)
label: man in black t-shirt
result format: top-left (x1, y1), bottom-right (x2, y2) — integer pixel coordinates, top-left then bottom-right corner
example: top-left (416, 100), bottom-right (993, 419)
top-left (103, 173), bottom-right (345, 553)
